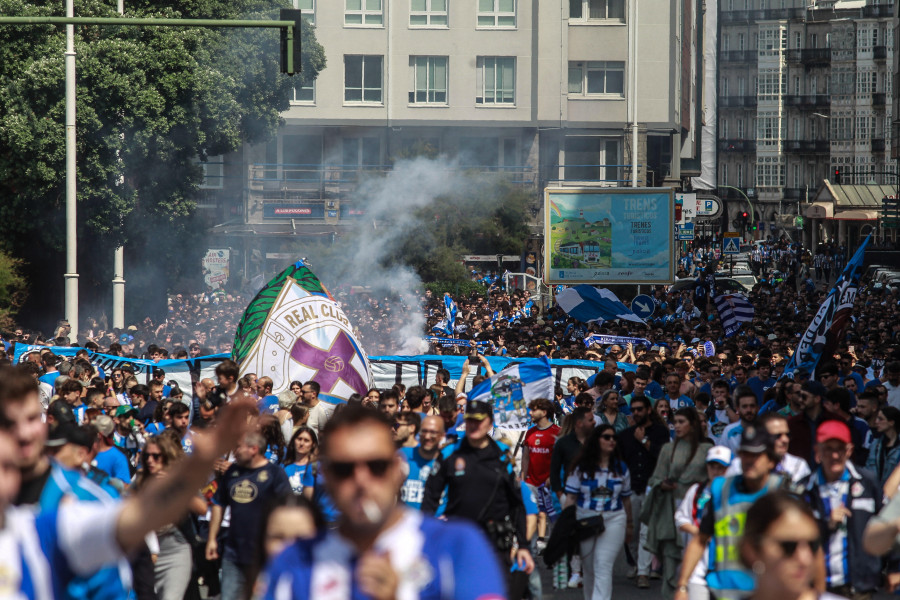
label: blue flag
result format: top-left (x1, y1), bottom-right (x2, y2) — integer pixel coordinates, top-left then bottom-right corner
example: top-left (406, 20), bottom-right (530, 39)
top-left (782, 234), bottom-right (870, 379)
top-left (556, 285), bottom-right (646, 325)
top-left (467, 357), bottom-right (554, 429)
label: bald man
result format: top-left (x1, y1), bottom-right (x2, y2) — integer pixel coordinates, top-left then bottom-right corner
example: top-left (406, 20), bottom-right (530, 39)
top-left (399, 415), bottom-right (445, 510)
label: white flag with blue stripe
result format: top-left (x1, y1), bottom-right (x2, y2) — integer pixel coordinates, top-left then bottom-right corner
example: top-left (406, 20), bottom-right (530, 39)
top-left (467, 357), bottom-right (554, 429)
top-left (556, 285), bottom-right (646, 325)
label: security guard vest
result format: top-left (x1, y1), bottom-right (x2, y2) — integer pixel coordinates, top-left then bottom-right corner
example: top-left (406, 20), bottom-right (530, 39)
top-left (706, 473), bottom-right (784, 600)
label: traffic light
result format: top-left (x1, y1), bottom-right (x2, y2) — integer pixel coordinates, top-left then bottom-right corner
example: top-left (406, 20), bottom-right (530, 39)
top-left (833, 168), bottom-right (841, 184)
top-left (280, 9), bottom-right (303, 75)
top-left (741, 211), bottom-right (749, 232)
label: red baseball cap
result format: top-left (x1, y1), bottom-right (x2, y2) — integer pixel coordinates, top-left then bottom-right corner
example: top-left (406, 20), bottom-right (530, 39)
top-left (816, 420), bottom-right (851, 445)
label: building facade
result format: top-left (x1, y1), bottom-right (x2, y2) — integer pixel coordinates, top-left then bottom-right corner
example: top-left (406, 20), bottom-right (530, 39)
top-left (717, 0), bottom-right (895, 242)
top-left (200, 0), bottom-right (697, 283)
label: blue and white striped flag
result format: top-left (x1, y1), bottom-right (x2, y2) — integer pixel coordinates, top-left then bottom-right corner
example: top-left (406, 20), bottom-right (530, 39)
top-left (432, 293), bottom-right (458, 336)
top-left (556, 285), bottom-right (646, 325)
top-left (713, 293), bottom-right (754, 337)
top-left (467, 357), bottom-right (554, 430)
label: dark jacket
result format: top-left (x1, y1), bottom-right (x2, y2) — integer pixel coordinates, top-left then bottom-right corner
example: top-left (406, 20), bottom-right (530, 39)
top-left (549, 433), bottom-right (583, 494)
top-left (804, 462), bottom-right (882, 593)
top-left (617, 422), bottom-right (670, 494)
top-left (422, 436), bottom-right (527, 546)
top-left (787, 409), bottom-right (841, 468)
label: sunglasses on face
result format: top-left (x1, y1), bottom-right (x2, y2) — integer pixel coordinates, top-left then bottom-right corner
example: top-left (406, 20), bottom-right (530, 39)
top-left (325, 458), bottom-right (392, 480)
top-left (145, 452), bottom-right (163, 461)
top-left (600, 434), bottom-right (616, 441)
top-left (770, 538), bottom-right (821, 557)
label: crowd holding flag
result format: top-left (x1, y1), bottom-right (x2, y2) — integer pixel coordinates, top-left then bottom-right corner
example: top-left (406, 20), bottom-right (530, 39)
top-left (556, 285), bottom-right (646, 325)
top-left (782, 234), bottom-right (871, 379)
top-left (432, 292), bottom-right (458, 336)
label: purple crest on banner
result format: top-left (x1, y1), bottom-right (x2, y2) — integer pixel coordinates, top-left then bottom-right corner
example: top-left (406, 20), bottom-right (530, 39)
top-left (290, 331), bottom-right (368, 396)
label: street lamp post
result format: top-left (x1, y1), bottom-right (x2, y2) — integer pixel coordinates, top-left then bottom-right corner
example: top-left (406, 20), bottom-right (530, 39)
top-left (64, 0), bottom-right (78, 342)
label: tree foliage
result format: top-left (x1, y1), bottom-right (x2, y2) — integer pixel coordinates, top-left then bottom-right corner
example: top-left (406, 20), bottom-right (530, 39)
top-left (0, 0), bottom-right (326, 327)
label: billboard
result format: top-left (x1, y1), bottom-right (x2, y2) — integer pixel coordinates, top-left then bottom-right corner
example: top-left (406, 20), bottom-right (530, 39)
top-left (202, 249), bottom-right (230, 289)
top-left (544, 188), bottom-right (674, 284)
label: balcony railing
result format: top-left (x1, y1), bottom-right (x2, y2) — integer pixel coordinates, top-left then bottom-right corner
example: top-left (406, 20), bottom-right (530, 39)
top-left (801, 48), bottom-right (831, 63)
top-left (719, 95), bottom-right (758, 108)
top-left (248, 163), bottom-right (538, 195)
top-left (721, 7), bottom-right (805, 22)
top-left (718, 139), bottom-right (756, 152)
top-left (783, 139), bottom-right (829, 153)
top-left (783, 94), bottom-right (831, 109)
top-left (862, 4), bottom-right (893, 18)
top-left (783, 188), bottom-right (805, 200)
top-left (720, 50), bottom-right (757, 63)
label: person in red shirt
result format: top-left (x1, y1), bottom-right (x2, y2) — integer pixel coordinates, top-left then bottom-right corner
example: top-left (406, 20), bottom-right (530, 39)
top-left (521, 397), bottom-right (561, 550)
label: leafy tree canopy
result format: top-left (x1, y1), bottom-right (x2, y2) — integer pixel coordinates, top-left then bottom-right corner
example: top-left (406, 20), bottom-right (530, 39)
top-left (0, 0), bottom-right (326, 326)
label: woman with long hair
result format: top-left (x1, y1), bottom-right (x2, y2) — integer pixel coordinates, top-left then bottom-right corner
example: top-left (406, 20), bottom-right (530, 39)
top-left (740, 491), bottom-right (842, 600)
top-left (259, 414), bottom-right (287, 464)
top-left (656, 397), bottom-right (676, 439)
top-left (133, 432), bottom-right (206, 600)
top-left (563, 424), bottom-right (633, 600)
top-left (597, 389), bottom-right (629, 434)
top-left (866, 406), bottom-right (900, 485)
top-left (645, 407), bottom-right (713, 598)
top-left (283, 426), bottom-right (318, 499)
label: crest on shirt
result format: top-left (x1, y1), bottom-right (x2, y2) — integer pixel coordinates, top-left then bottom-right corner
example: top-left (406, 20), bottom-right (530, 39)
top-left (851, 481), bottom-right (863, 497)
top-left (535, 437), bottom-right (541, 446)
top-left (454, 457), bottom-right (466, 476)
top-left (258, 470), bottom-right (269, 483)
top-left (231, 479), bottom-right (259, 503)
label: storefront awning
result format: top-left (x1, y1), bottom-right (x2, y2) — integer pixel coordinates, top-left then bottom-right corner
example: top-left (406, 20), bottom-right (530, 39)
top-left (834, 209), bottom-right (879, 221)
top-left (805, 202), bottom-right (833, 219)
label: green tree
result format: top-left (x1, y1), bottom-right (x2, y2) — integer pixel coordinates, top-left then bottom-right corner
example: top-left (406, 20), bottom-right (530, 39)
top-left (0, 0), bottom-right (325, 327)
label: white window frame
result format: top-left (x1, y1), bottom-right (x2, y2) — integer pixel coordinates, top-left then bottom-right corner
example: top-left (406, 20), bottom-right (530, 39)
top-left (294, 0), bottom-right (315, 24)
top-left (409, 56), bottom-right (449, 105)
top-left (344, 55), bottom-right (384, 105)
top-left (477, 0), bottom-right (516, 29)
top-left (476, 57), bottom-right (516, 105)
top-left (568, 61), bottom-right (625, 97)
top-left (569, 0), bottom-right (626, 22)
top-left (292, 79), bottom-right (315, 105)
top-left (345, 0), bottom-right (383, 27)
top-left (410, 0), bottom-right (448, 27)
top-left (199, 155), bottom-right (224, 189)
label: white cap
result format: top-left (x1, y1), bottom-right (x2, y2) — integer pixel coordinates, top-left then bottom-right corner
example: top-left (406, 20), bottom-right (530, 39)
top-left (706, 445), bottom-right (733, 466)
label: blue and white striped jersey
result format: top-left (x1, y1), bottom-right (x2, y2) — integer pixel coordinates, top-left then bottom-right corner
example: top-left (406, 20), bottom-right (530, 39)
top-left (564, 462), bottom-right (632, 512)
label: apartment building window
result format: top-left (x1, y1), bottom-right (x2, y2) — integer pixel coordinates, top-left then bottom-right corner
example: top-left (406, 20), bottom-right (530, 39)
top-left (409, 56), bottom-right (448, 105)
top-left (736, 163), bottom-right (743, 187)
top-left (856, 115), bottom-right (873, 138)
top-left (737, 118), bottom-right (744, 138)
top-left (721, 118), bottom-right (728, 138)
top-left (410, 0), bottom-right (448, 26)
top-left (856, 71), bottom-right (877, 95)
top-left (199, 155), bottom-right (224, 189)
top-left (565, 137), bottom-right (620, 181)
top-left (345, 0), bottom-right (383, 26)
top-left (569, 0), bottom-right (625, 21)
top-left (722, 34), bottom-right (730, 51)
top-left (809, 33), bottom-right (817, 49)
top-left (342, 138), bottom-right (381, 169)
top-left (738, 33), bottom-right (745, 51)
top-left (757, 112), bottom-right (784, 144)
top-left (477, 57), bottom-right (516, 105)
top-left (292, 80), bottom-right (315, 104)
top-left (295, 0), bottom-right (315, 24)
top-left (720, 78), bottom-right (729, 97)
top-left (793, 164), bottom-right (800, 188)
top-left (793, 76), bottom-right (800, 95)
top-left (345, 55), bottom-right (384, 103)
top-left (756, 157), bottom-right (784, 187)
top-left (758, 68), bottom-right (785, 100)
top-left (793, 31), bottom-right (801, 49)
top-left (477, 0), bottom-right (515, 28)
top-left (568, 61), bottom-right (625, 96)
top-left (738, 76), bottom-right (745, 95)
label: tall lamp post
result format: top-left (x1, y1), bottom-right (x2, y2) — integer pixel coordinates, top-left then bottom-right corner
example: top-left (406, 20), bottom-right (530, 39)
top-left (64, 0), bottom-right (78, 341)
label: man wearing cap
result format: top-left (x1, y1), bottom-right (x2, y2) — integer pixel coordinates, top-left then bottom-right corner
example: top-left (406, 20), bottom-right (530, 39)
top-left (789, 380), bottom-right (841, 469)
top-left (423, 398), bottom-right (534, 590)
top-left (725, 412), bottom-right (812, 489)
top-left (674, 446), bottom-right (732, 599)
top-left (674, 425), bottom-right (786, 600)
top-left (92, 414), bottom-right (133, 490)
top-left (804, 420), bottom-right (881, 600)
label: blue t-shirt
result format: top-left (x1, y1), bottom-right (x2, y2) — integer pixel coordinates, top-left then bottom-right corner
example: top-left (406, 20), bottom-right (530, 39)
top-left (258, 394), bottom-right (280, 414)
top-left (747, 376), bottom-right (776, 404)
top-left (399, 446), bottom-right (439, 510)
top-left (284, 463), bottom-right (316, 495)
top-left (92, 447), bottom-right (132, 486)
top-left (260, 509), bottom-right (505, 600)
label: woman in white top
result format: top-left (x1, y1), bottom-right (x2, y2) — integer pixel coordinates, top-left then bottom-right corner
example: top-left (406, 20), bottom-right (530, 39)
top-left (563, 423), bottom-right (633, 600)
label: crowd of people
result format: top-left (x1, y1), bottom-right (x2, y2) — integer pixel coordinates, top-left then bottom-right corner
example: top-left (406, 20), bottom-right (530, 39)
top-left (3, 235), bottom-right (900, 600)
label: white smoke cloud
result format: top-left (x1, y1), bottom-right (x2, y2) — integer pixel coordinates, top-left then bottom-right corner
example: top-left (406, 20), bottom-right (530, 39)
top-left (312, 156), bottom-right (478, 354)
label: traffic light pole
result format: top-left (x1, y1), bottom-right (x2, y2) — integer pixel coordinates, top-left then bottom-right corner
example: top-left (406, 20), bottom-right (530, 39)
top-left (0, 13), bottom-right (300, 338)
top-left (717, 185), bottom-right (755, 236)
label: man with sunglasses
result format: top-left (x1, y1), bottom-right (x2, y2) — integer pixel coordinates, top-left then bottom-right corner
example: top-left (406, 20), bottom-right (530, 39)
top-left (803, 420), bottom-right (881, 600)
top-left (260, 405), bottom-right (505, 600)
